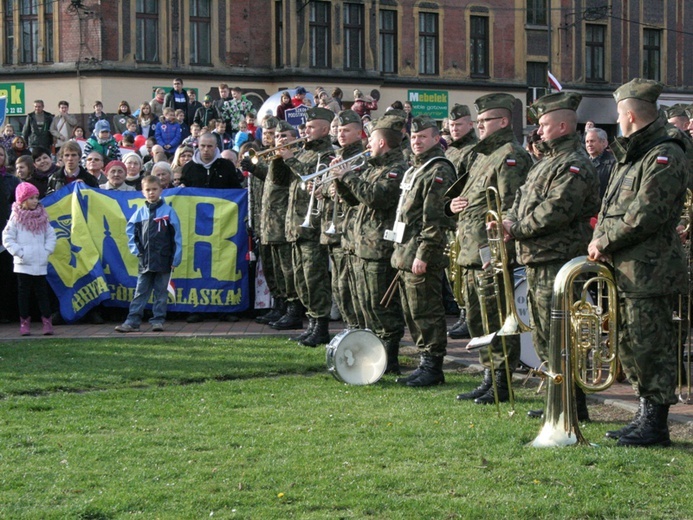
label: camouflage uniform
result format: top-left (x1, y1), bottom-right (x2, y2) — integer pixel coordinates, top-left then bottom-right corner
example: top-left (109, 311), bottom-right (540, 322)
top-left (592, 113), bottom-right (687, 406)
top-left (454, 124), bottom-right (531, 370)
top-left (445, 127), bottom-right (478, 179)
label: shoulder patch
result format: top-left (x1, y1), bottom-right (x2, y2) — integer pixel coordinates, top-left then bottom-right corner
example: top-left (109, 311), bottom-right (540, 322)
top-left (506, 158), bottom-right (517, 166)
top-left (656, 156), bottom-right (669, 165)
top-left (569, 166), bottom-right (580, 174)
top-left (434, 176), bottom-right (444, 184)
top-left (388, 172), bottom-right (399, 179)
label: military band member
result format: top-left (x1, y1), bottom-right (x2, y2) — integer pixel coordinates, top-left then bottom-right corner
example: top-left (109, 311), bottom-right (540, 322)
top-left (390, 115), bottom-right (456, 387)
top-left (503, 91), bottom-right (600, 420)
top-left (445, 104), bottom-right (479, 340)
top-left (449, 94), bottom-right (531, 404)
top-left (277, 107), bottom-right (335, 346)
top-left (332, 113), bottom-right (408, 374)
top-left (589, 79), bottom-right (688, 447)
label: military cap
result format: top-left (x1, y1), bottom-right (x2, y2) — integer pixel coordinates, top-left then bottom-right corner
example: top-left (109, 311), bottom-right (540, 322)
top-left (203, 95), bottom-right (213, 102)
top-left (663, 104), bottom-right (688, 119)
top-left (337, 109), bottom-right (361, 126)
top-left (276, 120), bottom-right (295, 133)
top-left (385, 108), bottom-right (407, 119)
top-left (613, 78), bottom-right (663, 104)
top-left (369, 114), bottom-right (405, 133)
top-left (305, 107), bottom-right (335, 123)
top-left (686, 104), bottom-right (693, 120)
top-left (411, 115), bottom-right (438, 133)
top-left (262, 116), bottom-right (280, 130)
top-left (529, 91), bottom-right (582, 121)
top-left (449, 104), bottom-right (471, 120)
top-left (474, 93), bottom-right (516, 115)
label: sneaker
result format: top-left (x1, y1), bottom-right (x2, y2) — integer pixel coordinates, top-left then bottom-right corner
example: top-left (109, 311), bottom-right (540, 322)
top-left (115, 323), bottom-right (139, 333)
top-left (151, 323), bottom-right (164, 332)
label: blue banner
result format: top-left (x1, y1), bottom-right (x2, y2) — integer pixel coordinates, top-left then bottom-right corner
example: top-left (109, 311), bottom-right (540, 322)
top-left (42, 184), bottom-right (249, 323)
top-left (0, 96), bottom-right (6, 128)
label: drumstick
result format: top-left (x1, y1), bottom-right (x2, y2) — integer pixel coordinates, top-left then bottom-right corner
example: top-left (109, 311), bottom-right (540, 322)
top-left (380, 271), bottom-right (402, 307)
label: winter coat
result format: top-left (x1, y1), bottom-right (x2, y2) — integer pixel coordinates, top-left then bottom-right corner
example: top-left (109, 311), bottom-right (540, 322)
top-left (155, 121), bottom-right (183, 151)
top-left (127, 198), bottom-right (182, 274)
top-left (2, 206), bottom-right (56, 276)
top-left (81, 136), bottom-right (122, 164)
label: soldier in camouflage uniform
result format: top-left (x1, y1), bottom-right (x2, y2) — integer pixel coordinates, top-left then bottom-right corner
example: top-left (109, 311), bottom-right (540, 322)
top-left (589, 79), bottom-right (688, 447)
top-left (277, 107), bottom-right (335, 346)
top-left (445, 104), bottom-right (479, 340)
top-left (332, 113), bottom-right (408, 374)
top-left (503, 91), bottom-right (600, 421)
top-left (449, 94), bottom-right (532, 405)
top-left (390, 115), bottom-right (456, 387)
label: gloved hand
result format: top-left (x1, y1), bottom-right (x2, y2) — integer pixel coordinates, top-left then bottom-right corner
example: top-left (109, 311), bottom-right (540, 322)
top-left (240, 157), bottom-right (255, 173)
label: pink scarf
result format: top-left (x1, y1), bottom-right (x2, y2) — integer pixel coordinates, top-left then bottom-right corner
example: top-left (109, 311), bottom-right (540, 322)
top-left (11, 202), bottom-right (50, 235)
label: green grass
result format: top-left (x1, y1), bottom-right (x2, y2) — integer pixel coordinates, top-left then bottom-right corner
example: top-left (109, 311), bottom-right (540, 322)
top-left (0, 337), bottom-right (691, 519)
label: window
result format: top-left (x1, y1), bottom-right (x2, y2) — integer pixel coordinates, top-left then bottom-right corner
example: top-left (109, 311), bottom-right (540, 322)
top-left (585, 24), bottom-right (605, 81)
top-left (419, 12), bottom-right (438, 75)
top-left (44, 0), bottom-right (52, 62)
top-left (4, 0), bottom-right (54, 64)
top-left (20, 0), bottom-right (39, 63)
top-left (643, 29), bottom-right (661, 81)
top-left (275, 1), bottom-right (283, 68)
top-left (470, 16), bottom-right (489, 77)
top-left (190, 0), bottom-right (211, 65)
top-left (4, 0), bottom-right (14, 63)
top-left (136, 0), bottom-right (159, 62)
top-left (527, 0), bottom-right (547, 26)
top-left (310, 1), bottom-right (331, 68)
top-left (344, 3), bottom-right (364, 70)
top-left (527, 61), bottom-right (547, 104)
top-left (379, 10), bottom-right (397, 73)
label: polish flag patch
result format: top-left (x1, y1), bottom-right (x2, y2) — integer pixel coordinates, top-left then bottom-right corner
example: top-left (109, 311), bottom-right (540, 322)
top-left (656, 156), bottom-right (669, 165)
top-left (506, 158), bottom-right (517, 166)
top-left (434, 176), bottom-right (444, 184)
top-left (388, 172), bottom-right (399, 179)
top-left (569, 166), bottom-right (580, 174)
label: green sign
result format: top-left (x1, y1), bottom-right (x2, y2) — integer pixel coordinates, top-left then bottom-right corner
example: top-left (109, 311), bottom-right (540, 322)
top-left (0, 82), bottom-right (25, 115)
top-left (407, 89), bottom-right (448, 119)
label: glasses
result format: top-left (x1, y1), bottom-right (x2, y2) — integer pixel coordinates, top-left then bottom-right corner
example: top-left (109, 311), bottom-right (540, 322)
top-left (475, 116), bottom-right (503, 126)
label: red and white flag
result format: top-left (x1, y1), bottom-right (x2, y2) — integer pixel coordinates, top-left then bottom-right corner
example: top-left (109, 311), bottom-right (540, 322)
top-left (548, 70), bottom-right (563, 91)
top-left (167, 275), bottom-right (176, 303)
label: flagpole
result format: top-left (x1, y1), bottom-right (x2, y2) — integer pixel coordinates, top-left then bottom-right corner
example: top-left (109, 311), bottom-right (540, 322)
top-left (547, 0), bottom-right (552, 93)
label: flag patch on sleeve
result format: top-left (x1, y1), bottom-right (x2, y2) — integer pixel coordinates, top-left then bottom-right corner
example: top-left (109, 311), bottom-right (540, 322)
top-left (506, 158), bottom-right (517, 166)
top-left (569, 166), bottom-right (580, 174)
top-left (388, 172), bottom-right (399, 179)
top-left (656, 156), bottom-right (669, 165)
top-left (434, 176), bottom-right (444, 184)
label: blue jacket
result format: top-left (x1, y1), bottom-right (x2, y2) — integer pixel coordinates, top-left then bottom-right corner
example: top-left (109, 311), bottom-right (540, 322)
top-left (127, 198), bottom-right (182, 273)
top-left (155, 121), bottom-right (183, 150)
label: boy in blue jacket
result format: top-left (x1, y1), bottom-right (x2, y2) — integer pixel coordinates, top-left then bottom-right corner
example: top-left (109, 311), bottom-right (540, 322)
top-left (155, 107), bottom-right (183, 157)
top-left (115, 175), bottom-right (182, 332)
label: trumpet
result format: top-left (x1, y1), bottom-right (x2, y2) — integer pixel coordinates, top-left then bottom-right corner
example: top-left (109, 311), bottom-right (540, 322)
top-left (299, 150), bottom-right (370, 185)
top-left (300, 155), bottom-right (332, 229)
top-left (248, 137), bottom-right (307, 164)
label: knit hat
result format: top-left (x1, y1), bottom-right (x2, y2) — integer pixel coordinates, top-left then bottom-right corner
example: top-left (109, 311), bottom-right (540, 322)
top-left (94, 120), bottom-right (111, 134)
top-left (15, 182), bottom-right (39, 204)
top-left (105, 160), bottom-right (127, 175)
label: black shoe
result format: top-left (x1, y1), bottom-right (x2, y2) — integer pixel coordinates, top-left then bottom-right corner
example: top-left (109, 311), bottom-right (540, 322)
top-left (292, 318), bottom-right (316, 342)
top-left (186, 313), bottom-right (204, 323)
top-left (218, 313), bottom-right (239, 322)
top-left (448, 321), bottom-right (470, 339)
top-left (256, 308), bottom-right (282, 325)
top-left (575, 385), bottom-right (590, 422)
top-left (88, 309), bottom-right (105, 325)
top-left (383, 339), bottom-right (402, 375)
top-left (270, 301), bottom-right (304, 331)
top-left (527, 409), bottom-right (543, 419)
top-left (456, 369), bottom-right (493, 400)
top-left (617, 401), bottom-right (671, 447)
top-left (474, 369), bottom-right (511, 405)
top-left (406, 356), bottom-right (445, 387)
top-left (299, 317), bottom-right (330, 347)
top-left (396, 358), bottom-right (425, 385)
top-left (606, 398), bottom-right (645, 439)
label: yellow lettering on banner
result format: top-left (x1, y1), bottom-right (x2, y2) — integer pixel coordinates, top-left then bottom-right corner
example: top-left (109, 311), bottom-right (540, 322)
top-left (71, 278), bottom-right (109, 312)
top-left (225, 288), bottom-right (242, 306)
top-left (188, 288), bottom-right (199, 306)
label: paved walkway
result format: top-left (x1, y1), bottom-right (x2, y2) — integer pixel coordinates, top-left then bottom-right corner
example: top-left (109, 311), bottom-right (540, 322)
top-left (1, 314), bottom-right (691, 425)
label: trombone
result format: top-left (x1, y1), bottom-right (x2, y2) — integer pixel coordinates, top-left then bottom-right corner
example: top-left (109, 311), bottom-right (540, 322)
top-left (248, 137), bottom-right (307, 164)
top-left (299, 150), bottom-right (370, 186)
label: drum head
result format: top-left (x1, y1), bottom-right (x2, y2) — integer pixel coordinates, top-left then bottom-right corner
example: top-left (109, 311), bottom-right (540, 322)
top-left (514, 276), bottom-right (541, 370)
top-left (326, 329), bottom-right (387, 385)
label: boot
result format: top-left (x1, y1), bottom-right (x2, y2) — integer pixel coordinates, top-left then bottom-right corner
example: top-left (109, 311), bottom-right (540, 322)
top-left (256, 297), bottom-right (286, 325)
top-left (41, 316), bottom-right (54, 336)
top-left (474, 369), bottom-right (511, 404)
top-left (300, 317), bottom-right (331, 347)
top-left (20, 317), bottom-right (31, 336)
top-left (384, 339), bottom-right (401, 375)
top-left (575, 385), bottom-right (590, 422)
top-left (292, 317), bottom-right (316, 342)
top-left (270, 301), bottom-right (303, 330)
top-left (396, 356), bottom-right (426, 385)
top-left (606, 398), bottom-right (645, 439)
top-left (456, 369), bottom-right (493, 400)
top-left (448, 309), bottom-right (470, 339)
top-left (406, 355), bottom-right (445, 387)
top-left (617, 400), bottom-right (671, 447)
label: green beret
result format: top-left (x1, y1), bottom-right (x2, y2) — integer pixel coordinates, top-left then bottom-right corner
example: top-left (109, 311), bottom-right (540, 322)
top-left (337, 109), bottom-right (362, 126)
top-left (530, 91), bottom-right (582, 120)
top-left (262, 116), bottom-right (280, 130)
top-left (613, 78), bottom-right (663, 104)
top-left (411, 115), bottom-right (438, 133)
top-left (663, 104), bottom-right (688, 119)
top-left (305, 107), bottom-right (335, 123)
top-left (474, 93), bottom-right (516, 115)
top-left (449, 104), bottom-right (471, 120)
top-left (276, 120), bottom-right (295, 133)
top-left (370, 114), bottom-right (405, 133)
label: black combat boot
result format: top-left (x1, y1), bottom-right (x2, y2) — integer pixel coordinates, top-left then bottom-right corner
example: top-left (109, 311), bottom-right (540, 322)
top-left (292, 318), bottom-right (316, 342)
top-left (270, 300), bottom-right (303, 330)
top-left (406, 355), bottom-right (445, 387)
top-left (606, 398), bottom-right (645, 439)
top-left (448, 308), bottom-right (470, 339)
top-left (396, 356), bottom-right (426, 385)
top-left (575, 385), bottom-right (590, 422)
top-left (256, 297), bottom-right (286, 325)
top-left (617, 400), bottom-right (671, 447)
top-left (456, 369), bottom-right (493, 400)
top-left (300, 317), bottom-right (331, 347)
top-left (383, 339), bottom-right (402, 375)
top-left (474, 369), bottom-right (511, 404)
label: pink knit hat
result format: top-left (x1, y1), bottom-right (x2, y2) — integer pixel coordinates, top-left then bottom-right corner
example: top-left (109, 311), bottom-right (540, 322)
top-left (15, 182), bottom-right (39, 204)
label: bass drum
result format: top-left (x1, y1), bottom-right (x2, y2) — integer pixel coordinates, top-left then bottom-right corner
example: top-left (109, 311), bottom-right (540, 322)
top-left (326, 329), bottom-right (387, 385)
top-left (514, 267), bottom-right (542, 371)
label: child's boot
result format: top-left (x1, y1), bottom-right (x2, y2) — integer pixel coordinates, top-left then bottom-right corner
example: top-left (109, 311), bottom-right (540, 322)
top-left (20, 317), bottom-right (31, 336)
top-left (42, 316), bottom-right (54, 336)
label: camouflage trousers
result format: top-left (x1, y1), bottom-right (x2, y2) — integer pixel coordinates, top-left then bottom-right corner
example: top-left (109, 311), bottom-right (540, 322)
top-left (462, 268), bottom-right (520, 370)
top-left (269, 242), bottom-right (297, 301)
top-left (329, 245), bottom-right (359, 327)
top-left (398, 268), bottom-right (447, 358)
top-left (258, 243), bottom-right (279, 297)
top-left (525, 263), bottom-right (564, 364)
top-left (291, 239), bottom-right (331, 319)
top-left (352, 256), bottom-right (404, 344)
top-left (345, 250), bottom-right (366, 328)
top-left (618, 295), bottom-right (678, 405)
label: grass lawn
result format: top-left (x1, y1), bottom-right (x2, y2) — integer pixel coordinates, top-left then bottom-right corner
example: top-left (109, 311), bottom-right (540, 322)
top-left (0, 337), bottom-right (691, 519)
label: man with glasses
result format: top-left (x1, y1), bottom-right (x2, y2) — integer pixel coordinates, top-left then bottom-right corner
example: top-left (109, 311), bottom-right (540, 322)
top-left (448, 94), bottom-right (532, 405)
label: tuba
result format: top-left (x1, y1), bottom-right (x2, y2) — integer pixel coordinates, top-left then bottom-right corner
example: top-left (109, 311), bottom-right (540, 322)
top-left (531, 256), bottom-right (619, 447)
